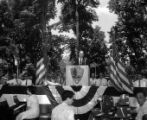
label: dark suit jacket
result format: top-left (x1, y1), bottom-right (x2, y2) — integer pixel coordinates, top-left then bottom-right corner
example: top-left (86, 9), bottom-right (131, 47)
top-left (74, 57), bottom-right (88, 65)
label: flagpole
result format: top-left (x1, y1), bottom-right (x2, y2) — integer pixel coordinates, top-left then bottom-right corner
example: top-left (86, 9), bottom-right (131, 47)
top-left (76, 0), bottom-right (79, 59)
top-left (40, 0), bottom-right (49, 82)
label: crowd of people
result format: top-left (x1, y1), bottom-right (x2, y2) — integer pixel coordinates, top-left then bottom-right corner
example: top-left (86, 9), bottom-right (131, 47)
top-left (1, 51), bottom-right (147, 120)
top-left (1, 69), bottom-right (147, 88)
top-left (90, 73), bottom-right (147, 87)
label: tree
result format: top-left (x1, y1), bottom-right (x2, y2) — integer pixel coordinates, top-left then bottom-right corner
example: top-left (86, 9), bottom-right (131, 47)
top-left (58, 0), bottom-right (99, 57)
top-left (88, 26), bottom-right (107, 64)
top-left (0, 0), bottom-right (63, 78)
top-left (109, 0), bottom-right (147, 74)
top-left (57, 0), bottom-right (107, 71)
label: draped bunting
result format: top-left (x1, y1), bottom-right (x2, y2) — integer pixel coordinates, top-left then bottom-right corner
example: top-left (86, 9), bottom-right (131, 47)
top-left (48, 85), bottom-right (107, 114)
top-left (73, 86), bottom-right (90, 99)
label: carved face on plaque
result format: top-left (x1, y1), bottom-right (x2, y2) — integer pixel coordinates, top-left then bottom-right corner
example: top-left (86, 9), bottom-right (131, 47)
top-left (70, 66), bottom-right (84, 84)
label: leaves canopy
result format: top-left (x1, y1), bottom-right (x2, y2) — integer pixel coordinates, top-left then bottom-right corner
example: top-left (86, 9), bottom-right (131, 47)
top-left (109, 0), bottom-right (147, 74)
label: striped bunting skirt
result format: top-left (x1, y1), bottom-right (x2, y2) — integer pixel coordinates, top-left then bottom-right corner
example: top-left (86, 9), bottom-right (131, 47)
top-left (47, 85), bottom-right (107, 114)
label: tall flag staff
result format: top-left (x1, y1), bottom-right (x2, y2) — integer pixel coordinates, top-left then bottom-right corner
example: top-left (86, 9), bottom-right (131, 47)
top-left (76, 0), bottom-right (79, 59)
top-left (35, 0), bottom-right (49, 85)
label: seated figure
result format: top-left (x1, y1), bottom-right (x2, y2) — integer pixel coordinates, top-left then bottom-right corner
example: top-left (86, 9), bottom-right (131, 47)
top-left (96, 73), bottom-right (107, 86)
top-left (16, 87), bottom-right (39, 120)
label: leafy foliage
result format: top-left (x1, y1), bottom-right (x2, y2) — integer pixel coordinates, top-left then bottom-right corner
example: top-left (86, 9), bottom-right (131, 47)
top-left (109, 0), bottom-right (147, 74)
top-left (0, 0), bottom-right (64, 78)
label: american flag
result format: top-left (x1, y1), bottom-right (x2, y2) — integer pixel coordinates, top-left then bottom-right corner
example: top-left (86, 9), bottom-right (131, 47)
top-left (109, 49), bottom-right (133, 93)
top-left (35, 58), bottom-right (46, 85)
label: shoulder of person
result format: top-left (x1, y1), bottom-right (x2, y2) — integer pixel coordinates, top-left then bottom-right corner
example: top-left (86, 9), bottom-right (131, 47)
top-left (7, 79), bottom-right (16, 83)
top-left (52, 103), bottom-right (62, 112)
top-left (102, 78), bottom-right (107, 81)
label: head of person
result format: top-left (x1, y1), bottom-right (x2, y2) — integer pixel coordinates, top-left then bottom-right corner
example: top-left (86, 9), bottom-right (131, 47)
top-left (26, 55), bottom-right (31, 63)
top-left (79, 50), bottom-right (84, 58)
top-left (135, 89), bottom-right (146, 106)
top-left (13, 74), bottom-right (17, 79)
top-left (99, 73), bottom-right (103, 78)
top-left (61, 90), bottom-right (75, 105)
top-left (91, 73), bottom-right (95, 79)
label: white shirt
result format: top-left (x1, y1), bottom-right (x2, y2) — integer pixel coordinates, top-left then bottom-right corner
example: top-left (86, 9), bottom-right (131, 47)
top-left (101, 78), bottom-right (107, 86)
top-left (108, 80), bottom-right (113, 86)
top-left (7, 78), bottom-right (22, 85)
top-left (133, 78), bottom-right (147, 87)
top-left (90, 78), bottom-right (96, 85)
top-left (16, 94), bottom-right (39, 120)
top-left (51, 102), bottom-right (75, 120)
top-left (95, 78), bottom-right (101, 86)
top-left (21, 79), bottom-right (32, 86)
top-left (136, 101), bottom-right (147, 120)
top-left (79, 58), bottom-right (83, 65)
top-left (95, 78), bottom-right (107, 86)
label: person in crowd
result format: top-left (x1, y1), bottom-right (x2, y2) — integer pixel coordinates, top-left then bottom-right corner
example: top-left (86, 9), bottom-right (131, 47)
top-left (90, 73), bottom-right (96, 86)
top-left (16, 86), bottom-right (39, 120)
top-left (6, 74), bottom-right (22, 86)
top-left (0, 64), bottom-right (8, 85)
top-left (134, 90), bottom-right (147, 120)
top-left (95, 73), bottom-right (107, 86)
top-left (18, 56), bottom-right (35, 86)
top-left (20, 75), bottom-right (32, 86)
top-left (133, 74), bottom-right (147, 87)
top-left (51, 90), bottom-right (75, 120)
top-left (74, 50), bottom-right (88, 65)
top-left (107, 80), bottom-right (113, 87)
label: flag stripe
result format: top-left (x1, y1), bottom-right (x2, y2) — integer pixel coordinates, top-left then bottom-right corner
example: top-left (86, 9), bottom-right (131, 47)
top-left (109, 58), bottom-right (123, 88)
top-left (109, 73), bottom-right (123, 91)
top-left (36, 58), bottom-right (46, 85)
top-left (116, 62), bottom-right (132, 85)
top-left (116, 65), bottom-right (133, 93)
top-left (117, 61), bottom-right (127, 74)
top-left (109, 67), bottom-right (123, 90)
top-left (36, 64), bottom-right (45, 75)
top-left (37, 58), bottom-right (44, 66)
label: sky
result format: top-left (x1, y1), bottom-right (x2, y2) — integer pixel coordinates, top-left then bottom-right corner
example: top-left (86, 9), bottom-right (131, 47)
top-left (93, 0), bottom-right (118, 42)
top-left (49, 0), bottom-right (118, 43)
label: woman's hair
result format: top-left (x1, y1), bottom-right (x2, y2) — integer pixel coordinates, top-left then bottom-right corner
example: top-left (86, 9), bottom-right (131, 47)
top-left (61, 90), bottom-right (74, 101)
